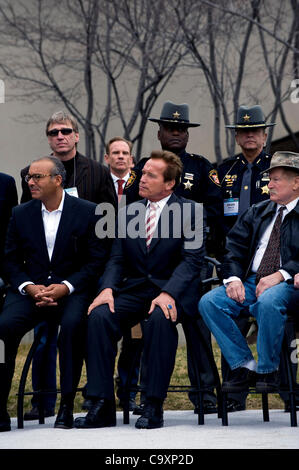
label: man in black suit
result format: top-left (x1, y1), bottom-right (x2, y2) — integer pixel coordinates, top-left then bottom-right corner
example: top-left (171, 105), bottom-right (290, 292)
top-left (20, 110), bottom-right (116, 420)
top-left (0, 156), bottom-right (107, 432)
top-left (74, 149), bottom-right (205, 430)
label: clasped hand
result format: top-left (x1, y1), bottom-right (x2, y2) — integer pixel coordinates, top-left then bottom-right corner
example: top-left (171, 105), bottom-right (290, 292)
top-left (26, 283), bottom-right (69, 307)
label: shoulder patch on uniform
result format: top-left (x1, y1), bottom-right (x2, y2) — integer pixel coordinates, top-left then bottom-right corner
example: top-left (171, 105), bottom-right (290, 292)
top-left (209, 169), bottom-right (221, 186)
top-left (125, 170), bottom-right (137, 189)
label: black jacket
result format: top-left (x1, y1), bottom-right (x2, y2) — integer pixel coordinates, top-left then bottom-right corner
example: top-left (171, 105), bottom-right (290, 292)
top-left (217, 150), bottom-right (271, 234)
top-left (3, 193), bottom-right (108, 293)
top-left (99, 193), bottom-right (205, 316)
top-left (20, 152), bottom-right (116, 207)
top-left (128, 150), bottom-right (223, 256)
top-left (221, 198), bottom-right (299, 281)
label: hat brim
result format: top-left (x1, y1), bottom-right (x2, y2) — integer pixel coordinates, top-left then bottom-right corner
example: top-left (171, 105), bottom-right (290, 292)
top-left (226, 123), bottom-right (276, 129)
top-left (148, 118), bottom-right (200, 127)
top-left (260, 164), bottom-right (299, 174)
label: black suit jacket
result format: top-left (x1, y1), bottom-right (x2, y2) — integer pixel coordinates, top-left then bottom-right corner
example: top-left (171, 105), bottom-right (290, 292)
top-left (100, 193), bottom-right (205, 316)
top-left (3, 192), bottom-right (108, 294)
top-left (20, 152), bottom-right (116, 206)
top-left (0, 172), bottom-right (18, 274)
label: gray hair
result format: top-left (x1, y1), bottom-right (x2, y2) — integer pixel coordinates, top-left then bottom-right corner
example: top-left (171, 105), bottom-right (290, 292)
top-left (32, 156), bottom-right (67, 187)
top-left (45, 110), bottom-right (79, 134)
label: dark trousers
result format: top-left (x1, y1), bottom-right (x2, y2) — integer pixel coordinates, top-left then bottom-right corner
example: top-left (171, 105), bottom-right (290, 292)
top-left (86, 285), bottom-right (183, 401)
top-left (221, 314), bottom-right (251, 405)
top-left (31, 322), bottom-right (58, 410)
top-left (0, 288), bottom-right (88, 412)
top-left (183, 315), bottom-right (218, 405)
top-left (116, 331), bottom-right (141, 402)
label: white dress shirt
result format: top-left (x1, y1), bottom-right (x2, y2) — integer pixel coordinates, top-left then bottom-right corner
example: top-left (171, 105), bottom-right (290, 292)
top-left (111, 172), bottom-right (130, 196)
top-left (19, 190), bottom-right (74, 294)
top-left (224, 197), bottom-right (299, 285)
top-left (145, 195), bottom-right (172, 233)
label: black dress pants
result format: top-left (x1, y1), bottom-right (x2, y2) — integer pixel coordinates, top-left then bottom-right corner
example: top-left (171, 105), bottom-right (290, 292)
top-left (0, 288), bottom-right (88, 411)
top-left (86, 285), bottom-right (182, 401)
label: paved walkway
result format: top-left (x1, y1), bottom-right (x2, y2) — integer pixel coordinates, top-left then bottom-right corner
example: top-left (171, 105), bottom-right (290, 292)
top-left (0, 410), bottom-right (298, 450)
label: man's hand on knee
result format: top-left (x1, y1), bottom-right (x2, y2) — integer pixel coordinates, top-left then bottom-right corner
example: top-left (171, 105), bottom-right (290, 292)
top-left (255, 271), bottom-right (284, 298)
top-left (225, 280), bottom-right (245, 303)
top-left (148, 292), bottom-right (177, 322)
top-left (87, 288), bottom-right (115, 315)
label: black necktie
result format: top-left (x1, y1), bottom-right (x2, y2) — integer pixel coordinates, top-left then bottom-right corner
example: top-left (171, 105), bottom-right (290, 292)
top-left (255, 206), bottom-right (286, 283)
top-left (239, 163), bottom-right (252, 217)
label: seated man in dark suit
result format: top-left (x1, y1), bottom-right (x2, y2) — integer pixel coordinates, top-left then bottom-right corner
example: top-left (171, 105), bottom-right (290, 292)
top-left (74, 149), bottom-right (206, 429)
top-left (0, 156), bottom-right (108, 432)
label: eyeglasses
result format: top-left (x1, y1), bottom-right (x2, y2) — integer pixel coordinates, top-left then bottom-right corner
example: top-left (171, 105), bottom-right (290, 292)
top-left (47, 128), bottom-right (74, 137)
top-left (24, 174), bottom-right (53, 183)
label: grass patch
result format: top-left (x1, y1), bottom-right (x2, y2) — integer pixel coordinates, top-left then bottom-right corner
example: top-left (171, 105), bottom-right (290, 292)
top-left (8, 340), bottom-right (289, 417)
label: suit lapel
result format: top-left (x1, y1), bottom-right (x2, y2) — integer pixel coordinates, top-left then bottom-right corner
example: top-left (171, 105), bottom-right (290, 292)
top-left (50, 192), bottom-right (75, 263)
top-left (148, 193), bottom-right (178, 252)
top-left (28, 200), bottom-right (50, 262)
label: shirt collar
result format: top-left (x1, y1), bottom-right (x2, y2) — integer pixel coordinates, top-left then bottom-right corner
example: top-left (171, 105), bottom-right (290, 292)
top-left (277, 197), bottom-right (299, 214)
top-left (41, 190), bottom-right (65, 214)
top-left (147, 194), bottom-right (172, 211)
top-left (111, 172), bottom-right (130, 184)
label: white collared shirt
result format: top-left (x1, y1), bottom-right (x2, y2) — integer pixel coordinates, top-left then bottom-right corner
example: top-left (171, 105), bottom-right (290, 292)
top-left (111, 172), bottom-right (130, 196)
top-left (224, 197), bottom-right (299, 285)
top-left (145, 194), bottom-right (172, 233)
top-left (19, 191), bottom-right (74, 295)
top-left (41, 190), bottom-right (65, 260)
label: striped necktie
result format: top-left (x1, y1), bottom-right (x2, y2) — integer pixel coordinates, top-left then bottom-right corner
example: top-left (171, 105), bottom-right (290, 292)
top-left (146, 202), bottom-right (158, 250)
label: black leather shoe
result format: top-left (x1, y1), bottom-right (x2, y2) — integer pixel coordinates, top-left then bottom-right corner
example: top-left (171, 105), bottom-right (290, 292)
top-left (24, 406), bottom-right (55, 421)
top-left (135, 398), bottom-right (164, 429)
top-left (0, 412), bottom-right (11, 432)
top-left (222, 367), bottom-right (256, 392)
top-left (194, 400), bottom-right (217, 415)
top-left (255, 371), bottom-right (280, 393)
top-left (54, 404), bottom-right (73, 429)
top-left (74, 399), bottom-right (116, 428)
top-left (226, 398), bottom-right (246, 412)
top-left (119, 398), bottom-right (137, 412)
top-left (81, 399), bottom-right (93, 411)
top-left (133, 402), bottom-right (145, 415)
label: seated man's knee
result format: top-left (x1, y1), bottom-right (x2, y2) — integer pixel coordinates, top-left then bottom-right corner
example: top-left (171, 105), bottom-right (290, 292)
top-left (88, 304), bottom-right (110, 325)
top-left (147, 306), bottom-right (170, 328)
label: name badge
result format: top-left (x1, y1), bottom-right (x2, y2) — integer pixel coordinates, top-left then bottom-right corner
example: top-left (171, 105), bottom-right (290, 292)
top-left (224, 198), bottom-right (239, 216)
top-left (65, 187), bottom-right (79, 198)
